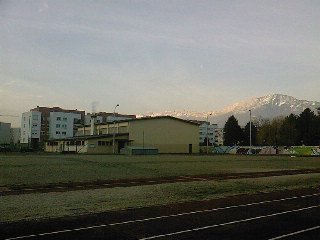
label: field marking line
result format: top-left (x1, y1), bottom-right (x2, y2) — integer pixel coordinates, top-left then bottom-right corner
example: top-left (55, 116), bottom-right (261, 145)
top-left (4, 193), bottom-right (320, 240)
top-left (109, 193), bottom-right (320, 226)
top-left (268, 225), bottom-right (320, 240)
top-left (139, 205), bottom-right (320, 240)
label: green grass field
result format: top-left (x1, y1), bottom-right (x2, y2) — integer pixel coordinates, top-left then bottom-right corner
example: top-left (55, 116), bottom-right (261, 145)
top-left (1, 154), bottom-right (320, 187)
top-left (1, 154), bottom-right (320, 223)
top-left (1, 173), bottom-right (320, 222)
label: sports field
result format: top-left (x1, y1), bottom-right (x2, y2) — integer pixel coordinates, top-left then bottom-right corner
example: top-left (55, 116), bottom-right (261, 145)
top-left (1, 154), bottom-right (320, 187)
top-left (0, 154), bottom-right (319, 223)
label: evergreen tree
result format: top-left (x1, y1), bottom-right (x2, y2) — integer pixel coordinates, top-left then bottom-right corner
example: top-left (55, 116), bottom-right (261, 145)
top-left (278, 114), bottom-right (298, 146)
top-left (223, 115), bottom-right (243, 146)
top-left (296, 108), bottom-right (317, 145)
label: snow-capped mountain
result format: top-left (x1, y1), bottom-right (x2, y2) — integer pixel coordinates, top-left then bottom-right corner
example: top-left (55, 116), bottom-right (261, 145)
top-left (140, 94), bottom-right (320, 127)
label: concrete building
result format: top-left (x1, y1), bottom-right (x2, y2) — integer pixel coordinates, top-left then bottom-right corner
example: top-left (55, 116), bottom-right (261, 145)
top-left (21, 106), bottom-right (85, 149)
top-left (84, 112), bottom-right (136, 125)
top-left (0, 122), bottom-right (11, 144)
top-left (199, 122), bottom-right (217, 146)
top-left (49, 112), bottom-right (82, 139)
top-left (214, 128), bottom-right (224, 146)
top-left (21, 111), bottom-right (41, 148)
top-left (46, 116), bottom-right (200, 154)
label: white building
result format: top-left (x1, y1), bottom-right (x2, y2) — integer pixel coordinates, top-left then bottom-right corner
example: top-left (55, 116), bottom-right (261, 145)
top-left (0, 122), bottom-right (11, 144)
top-left (49, 112), bottom-right (82, 139)
top-left (214, 128), bottom-right (224, 146)
top-left (20, 111), bottom-right (41, 145)
top-left (199, 122), bottom-right (217, 145)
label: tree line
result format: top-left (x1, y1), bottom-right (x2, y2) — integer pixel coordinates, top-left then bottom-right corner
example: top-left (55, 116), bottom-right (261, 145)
top-left (223, 108), bottom-right (320, 146)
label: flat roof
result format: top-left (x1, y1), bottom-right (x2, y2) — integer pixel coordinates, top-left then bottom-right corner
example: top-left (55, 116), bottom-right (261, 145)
top-left (98, 115), bottom-right (201, 126)
top-left (47, 133), bottom-right (129, 142)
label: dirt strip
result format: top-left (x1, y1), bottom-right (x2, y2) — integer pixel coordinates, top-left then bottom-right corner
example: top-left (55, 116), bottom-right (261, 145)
top-left (1, 168), bottom-right (320, 196)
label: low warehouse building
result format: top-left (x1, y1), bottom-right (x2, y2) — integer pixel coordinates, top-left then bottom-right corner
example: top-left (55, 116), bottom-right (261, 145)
top-left (45, 116), bottom-right (200, 154)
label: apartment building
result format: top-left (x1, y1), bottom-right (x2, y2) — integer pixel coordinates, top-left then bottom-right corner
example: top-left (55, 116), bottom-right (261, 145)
top-left (20, 111), bottom-right (41, 148)
top-left (21, 106), bottom-right (85, 149)
top-left (199, 122), bottom-right (217, 146)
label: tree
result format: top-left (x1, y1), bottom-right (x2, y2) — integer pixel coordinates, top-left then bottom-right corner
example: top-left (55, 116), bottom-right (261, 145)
top-left (243, 122), bottom-right (257, 146)
top-left (256, 117), bottom-right (284, 146)
top-left (296, 108), bottom-right (317, 145)
top-left (223, 115), bottom-right (243, 146)
top-left (278, 114), bottom-right (298, 146)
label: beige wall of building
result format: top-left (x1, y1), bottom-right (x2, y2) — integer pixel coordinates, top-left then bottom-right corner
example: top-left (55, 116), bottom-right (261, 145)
top-left (129, 118), bottom-right (199, 153)
top-left (48, 117), bottom-right (199, 154)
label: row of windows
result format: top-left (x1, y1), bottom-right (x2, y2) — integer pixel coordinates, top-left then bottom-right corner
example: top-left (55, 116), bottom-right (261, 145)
top-left (98, 141), bottom-right (112, 146)
top-left (57, 117), bottom-right (68, 121)
top-left (47, 142), bottom-right (59, 146)
top-left (66, 141), bottom-right (85, 146)
top-left (56, 124), bottom-right (67, 129)
top-left (56, 131), bottom-right (66, 135)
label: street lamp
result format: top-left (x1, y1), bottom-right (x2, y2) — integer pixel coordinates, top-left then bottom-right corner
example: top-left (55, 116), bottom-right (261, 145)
top-left (249, 109), bottom-right (252, 153)
top-left (112, 104), bottom-right (119, 154)
top-left (206, 113), bottom-right (212, 154)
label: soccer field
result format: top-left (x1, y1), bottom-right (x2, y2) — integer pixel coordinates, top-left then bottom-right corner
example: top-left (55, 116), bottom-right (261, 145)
top-left (0, 154), bottom-right (319, 187)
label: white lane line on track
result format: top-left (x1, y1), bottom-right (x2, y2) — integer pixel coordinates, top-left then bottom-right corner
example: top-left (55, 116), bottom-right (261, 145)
top-left (4, 193), bottom-right (320, 240)
top-left (268, 226), bottom-right (320, 240)
top-left (109, 193), bottom-right (320, 226)
top-left (140, 205), bottom-right (320, 240)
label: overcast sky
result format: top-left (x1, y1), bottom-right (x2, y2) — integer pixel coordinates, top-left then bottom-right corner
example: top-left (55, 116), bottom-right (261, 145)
top-left (1, 0), bottom-right (320, 126)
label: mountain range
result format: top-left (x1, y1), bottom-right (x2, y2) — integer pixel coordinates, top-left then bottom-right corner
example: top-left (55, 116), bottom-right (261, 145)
top-left (140, 94), bottom-right (320, 127)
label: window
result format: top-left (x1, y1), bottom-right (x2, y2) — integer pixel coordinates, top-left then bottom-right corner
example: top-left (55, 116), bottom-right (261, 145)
top-left (56, 131), bottom-right (60, 134)
top-left (62, 124), bottom-right (67, 129)
top-left (98, 141), bottom-right (109, 146)
top-left (33, 124), bottom-right (38, 127)
top-left (57, 117), bottom-right (61, 121)
top-left (63, 117), bottom-right (67, 121)
top-left (62, 132), bottom-right (66, 135)
top-left (56, 124), bottom-right (60, 128)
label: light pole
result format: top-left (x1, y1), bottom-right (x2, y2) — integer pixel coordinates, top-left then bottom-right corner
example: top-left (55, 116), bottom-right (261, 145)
top-left (206, 113), bottom-right (212, 154)
top-left (112, 104), bottom-right (119, 154)
top-left (249, 109), bottom-right (252, 153)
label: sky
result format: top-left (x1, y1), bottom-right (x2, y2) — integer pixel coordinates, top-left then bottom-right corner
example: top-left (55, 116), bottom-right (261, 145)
top-left (1, 0), bottom-right (320, 127)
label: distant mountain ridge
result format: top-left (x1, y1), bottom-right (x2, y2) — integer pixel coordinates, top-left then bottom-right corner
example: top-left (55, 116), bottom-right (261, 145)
top-left (140, 94), bottom-right (320, 127)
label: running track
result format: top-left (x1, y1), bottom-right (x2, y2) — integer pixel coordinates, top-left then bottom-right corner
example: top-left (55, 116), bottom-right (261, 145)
top-left (1, 188), bottom-right (319, 239)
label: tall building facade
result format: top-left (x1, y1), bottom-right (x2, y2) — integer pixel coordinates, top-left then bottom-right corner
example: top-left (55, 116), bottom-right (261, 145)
top-left (199, 122), bottom-right (217, 146)
top-left (49, 112), bottom-right (82, 139)
top-left (20, 111), bottom-right (41, 148)
top-left (21, 106), bottom-right (85, 149)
